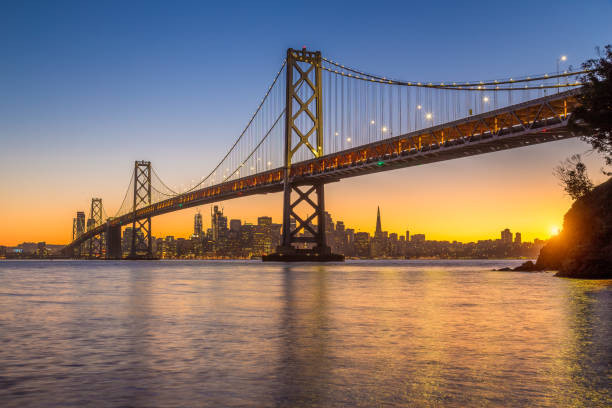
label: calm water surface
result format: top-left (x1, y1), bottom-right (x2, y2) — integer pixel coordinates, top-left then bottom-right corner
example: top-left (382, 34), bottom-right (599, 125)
top-left (0, 260), bottom-right (610, 407)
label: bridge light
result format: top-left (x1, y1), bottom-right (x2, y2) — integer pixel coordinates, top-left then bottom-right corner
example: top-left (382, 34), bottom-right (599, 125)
top-left (370, 120), bottom-right (375, 124)
top-left (335, 132), bottom-right (339, 136)
top-left (483, 96), bottom-right (489, 102)
top-left (560, 55), bottom-right (567, 61)
top-left (417, 105), bottom-right (422, 110)
top-left (346, 137), bottom-right (351, 142)
top-left (425, 113), bottom-right (432, 120)
top-left (382, 126), bottom-right (387, 132)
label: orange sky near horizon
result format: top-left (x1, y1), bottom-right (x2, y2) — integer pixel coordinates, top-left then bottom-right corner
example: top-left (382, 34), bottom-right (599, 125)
top-left (1, 138), bottom-right (608, 247)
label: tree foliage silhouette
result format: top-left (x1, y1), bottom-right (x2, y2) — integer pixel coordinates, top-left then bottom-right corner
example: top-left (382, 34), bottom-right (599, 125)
top-left (554, 154), bottom-right (593, 200)
top-left (569, 45), bottom-right (612, 174)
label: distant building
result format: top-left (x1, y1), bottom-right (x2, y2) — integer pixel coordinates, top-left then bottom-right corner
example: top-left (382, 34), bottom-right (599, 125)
top-left (193, 212), bottom-right (203, 238)
top-left (324, 211), bottom-right (334, 234)
top-left (411, 234), bottom-right (425, 243)
top-left (354, 232), bottom-right (370, 258)
top-left (514, 232), bottom-right (522, 244)
top-left (240, 223), bottom-right (255, 256)
top-left (501, 228), bottom-right (512, 244)
top-left (371, 206), bottom-right (387, 257)
top-left (229, 219), bottom-right (242, 232)
top-left (258, 216), bottom-right (272, 226)
top-left (211, 205), bottom-right (227, 250)
top-left (76, 211), bottom-right (85, 237)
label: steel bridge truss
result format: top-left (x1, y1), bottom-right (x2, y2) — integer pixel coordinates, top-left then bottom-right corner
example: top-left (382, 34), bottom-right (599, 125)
top-left (277, 48), bottom-right (333, 258)
top-left (88, 198), bottom-right (104, 258)
top-left (129, 161), bottom-right (153, 259)
top-left (288, 89), bottom-right (580, 182)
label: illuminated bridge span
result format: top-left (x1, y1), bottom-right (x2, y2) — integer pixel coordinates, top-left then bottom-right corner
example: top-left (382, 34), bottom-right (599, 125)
top-left (64, 48), bottom-right (583, 260)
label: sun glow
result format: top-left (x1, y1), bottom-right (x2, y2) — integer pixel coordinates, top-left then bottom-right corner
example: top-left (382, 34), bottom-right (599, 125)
top-left (550, 226), bottom-right (561, 236)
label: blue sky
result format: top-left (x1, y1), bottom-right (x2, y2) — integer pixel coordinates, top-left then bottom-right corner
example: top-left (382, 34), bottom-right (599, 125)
top-left (1, 0), bottom-right (611, 244)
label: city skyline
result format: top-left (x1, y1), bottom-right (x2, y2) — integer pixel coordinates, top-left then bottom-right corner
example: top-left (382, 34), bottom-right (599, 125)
top-left (1, 205), bottom-right (546, 260)
top-left (6, 202), bottom-right (555, 248)
top-left (170, 205), bottom-right (546, 245)
top-left (2, 1), bottom-right (612, 246)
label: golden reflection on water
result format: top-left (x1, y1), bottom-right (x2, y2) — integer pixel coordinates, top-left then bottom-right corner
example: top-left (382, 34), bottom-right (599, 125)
top-left (0, 260), bottom-right (610, 407)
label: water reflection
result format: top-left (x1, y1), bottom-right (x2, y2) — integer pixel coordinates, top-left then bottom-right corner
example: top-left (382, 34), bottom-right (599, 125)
top-left (550, 280), bottom-right (612, 406)
top-left (0, 260), bottom-right (609, 407)
top-left (276, 266), bottom-right (331, 407)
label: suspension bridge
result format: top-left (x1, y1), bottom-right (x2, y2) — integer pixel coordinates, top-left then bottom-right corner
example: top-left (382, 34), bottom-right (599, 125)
top-left (63, 48), bottom-right (584, 260)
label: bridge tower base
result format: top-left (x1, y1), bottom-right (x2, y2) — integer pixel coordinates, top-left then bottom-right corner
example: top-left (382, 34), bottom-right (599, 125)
top-left (105, 224), bottom-right (122, 260)
top-left (263, 181), bottom-right (344, 262)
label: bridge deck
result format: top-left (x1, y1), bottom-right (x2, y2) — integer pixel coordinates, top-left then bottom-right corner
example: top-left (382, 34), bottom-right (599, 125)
top-left (66, 89), bottom-right (579, 250)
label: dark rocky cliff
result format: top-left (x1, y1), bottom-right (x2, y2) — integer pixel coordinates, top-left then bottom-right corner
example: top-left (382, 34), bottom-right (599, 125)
top-left (537, 177), bottom-right (612, 278)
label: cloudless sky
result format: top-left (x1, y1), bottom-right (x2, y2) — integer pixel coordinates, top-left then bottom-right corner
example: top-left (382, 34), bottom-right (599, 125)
top-left (1, 0), bottom-right (611, 245)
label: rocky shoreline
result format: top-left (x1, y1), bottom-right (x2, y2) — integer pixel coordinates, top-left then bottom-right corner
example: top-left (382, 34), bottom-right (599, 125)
top-left (499, 178), bottom-right (612, 279)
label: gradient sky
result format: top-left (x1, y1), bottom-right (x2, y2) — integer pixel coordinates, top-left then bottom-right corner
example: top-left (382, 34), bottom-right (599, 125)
top-left (1, 0), bottom-right (611, 246)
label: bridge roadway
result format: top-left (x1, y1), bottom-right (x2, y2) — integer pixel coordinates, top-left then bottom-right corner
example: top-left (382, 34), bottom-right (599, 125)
top-left (67, 89), bottom-right (580, 250)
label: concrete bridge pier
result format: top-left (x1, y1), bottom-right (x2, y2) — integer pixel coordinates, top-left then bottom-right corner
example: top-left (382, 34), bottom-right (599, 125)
top-left (105, 224), bottom-right (122, 260)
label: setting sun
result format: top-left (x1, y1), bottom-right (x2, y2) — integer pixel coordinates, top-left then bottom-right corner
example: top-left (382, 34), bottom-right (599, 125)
top-left (550, 226), bottom-right (561, 236)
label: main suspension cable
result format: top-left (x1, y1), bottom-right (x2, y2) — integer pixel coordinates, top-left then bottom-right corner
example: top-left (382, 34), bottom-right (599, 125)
top-left (321, 56), bottom-right (587, 89)
top-left (179, 59), bottom-right (287, 194)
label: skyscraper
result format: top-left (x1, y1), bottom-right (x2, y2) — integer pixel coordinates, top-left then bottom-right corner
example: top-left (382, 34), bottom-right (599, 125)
top-left (514, 232), bottom-right (522, 244)
top-left (211, 205), bottom-right (227, 249)
top-left (372, 206), bottom-right (387, 257)
top-left (76, 211), bottom-right (85, 237)
top-left (193, 212), bottom-right (203, 238)
top-left (501, 228), bottom-right (512, 244)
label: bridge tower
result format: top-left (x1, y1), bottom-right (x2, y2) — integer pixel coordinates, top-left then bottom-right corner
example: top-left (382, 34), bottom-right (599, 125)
top-left (88, 198), bottom-right (104, 258)
top-left (70, 218), bottom-right (80, 258)
top-left (264, 48), bottom-right (343, 262)
top-left (127, 160), bottom-right (153, 259)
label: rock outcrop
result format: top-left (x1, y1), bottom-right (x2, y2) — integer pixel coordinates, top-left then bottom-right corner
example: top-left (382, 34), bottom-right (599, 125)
top-left (536, 177), bottom-right (612, 278)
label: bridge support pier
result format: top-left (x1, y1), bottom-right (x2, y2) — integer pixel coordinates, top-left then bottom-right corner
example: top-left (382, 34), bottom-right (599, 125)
top-left (105, 224), bottom-right (122, 260)
top-left (263, 48), bottom-right (343, 262)
top-left (263, 181), bottom-right (343, 262)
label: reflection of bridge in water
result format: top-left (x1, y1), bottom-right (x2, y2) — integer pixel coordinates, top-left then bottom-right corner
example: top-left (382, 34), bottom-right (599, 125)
top-left (64, 48), bottom-right (583, 260)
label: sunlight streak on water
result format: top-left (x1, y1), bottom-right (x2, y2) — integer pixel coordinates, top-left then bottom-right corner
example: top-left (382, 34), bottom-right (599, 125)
top-left (0, 260), bottom-right (610, 407)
